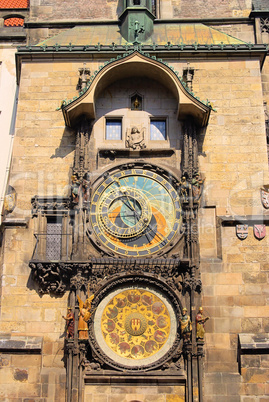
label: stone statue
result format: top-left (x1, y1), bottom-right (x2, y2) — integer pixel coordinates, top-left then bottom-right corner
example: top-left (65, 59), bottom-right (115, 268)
top-left (77, 294), bottom-right (94, 339)
top-left (125, 126), bottom-right (146, 150)
top-left (191, 173), bottom-right (204, 202)
top-left (179, 176), bottom-right (190, 203)
top-left (180, 307), bottom-right (192, 342)
top-left (196, 307), bottom-right (209, 340)
top-left (71, 174), bottom-right (81, 203)
top-left (62, 308), bottom-right (74, 339)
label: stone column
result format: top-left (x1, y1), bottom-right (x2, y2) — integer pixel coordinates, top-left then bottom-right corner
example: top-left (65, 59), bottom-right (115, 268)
top-left (197, 341), bottom-right (204, 402)
top-left (183, 342), bottom-right (193, 402)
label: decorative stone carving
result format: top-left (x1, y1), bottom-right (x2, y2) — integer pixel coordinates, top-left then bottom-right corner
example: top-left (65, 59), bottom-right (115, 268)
top-left (4, 185), bottom-right (17, 214)
top-left (182, 64), bottom-right (194, 92)
top-left (125, 126), bottom-right (146, 149)
top-left (29, 262), bottom-right (73, 294)
top-left (191, 173), bottom-right (204, 203)
top-left (28, 258), bottom-right (188, 296)
top-left (31, 196), bottom-right (71, 217)
top-left (77, 64), bottom-right (91, 91)
top-left (73, 117), bottom-right (91, 182)
top-left (182, 271), bottom-right (202, 293)
top-left (260, 17), bottom-right (269, 34)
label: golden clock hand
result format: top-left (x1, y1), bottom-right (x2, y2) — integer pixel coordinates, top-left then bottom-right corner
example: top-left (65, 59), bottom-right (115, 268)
top-left (119, 188), bottom-right (137, 213)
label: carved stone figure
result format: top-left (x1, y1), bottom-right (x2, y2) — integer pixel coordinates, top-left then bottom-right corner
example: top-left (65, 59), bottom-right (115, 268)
top-left (179, 176), bottom-right (190, 203)
top-left (62, 308), bottom-right (75, 339)
top-left (196, 307), bottom-right (209, 340)
top-left (77, 294), bottom-right (94, 339)
top-left (71, 174), bottom-right (80, 203)
top-left (126, 126), bottom-right (146, 150)
top-left (180, 308), bottom-right (192, 342)
top-left (77, 64), bottom-right (91, 91)
top-left (191, 173), bottom-right (204, 202)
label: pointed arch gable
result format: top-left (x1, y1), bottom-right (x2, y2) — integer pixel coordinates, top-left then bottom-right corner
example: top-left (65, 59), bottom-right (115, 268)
top-left (62, 52), bottom-right (211, 127)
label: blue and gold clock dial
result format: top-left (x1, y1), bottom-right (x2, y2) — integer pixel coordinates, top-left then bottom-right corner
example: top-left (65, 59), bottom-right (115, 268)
top-left (90, 168), bottom-right (182, 257)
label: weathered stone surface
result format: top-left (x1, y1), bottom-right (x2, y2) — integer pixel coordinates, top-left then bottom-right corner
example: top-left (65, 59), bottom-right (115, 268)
top-left (0, 336), bottom-right (42, 351)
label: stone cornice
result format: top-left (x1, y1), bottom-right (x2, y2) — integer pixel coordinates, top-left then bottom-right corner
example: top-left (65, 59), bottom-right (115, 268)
top-left (218, 215), bottom-right (269, 226)
top-left (23, 17), bottom-right (254, 29)
top-left (17, 42), bottom-right (268, 55)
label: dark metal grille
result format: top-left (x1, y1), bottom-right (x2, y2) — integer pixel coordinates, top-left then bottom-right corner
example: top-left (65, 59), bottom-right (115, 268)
top-left (46, 221), bottom-right (62, 260)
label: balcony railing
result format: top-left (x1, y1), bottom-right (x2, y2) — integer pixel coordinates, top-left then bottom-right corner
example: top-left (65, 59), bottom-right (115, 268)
top-left (32, 233), bottom-right (72, 261)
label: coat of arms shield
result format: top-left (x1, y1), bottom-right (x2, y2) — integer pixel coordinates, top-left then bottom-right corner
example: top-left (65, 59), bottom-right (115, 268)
top-left (236, 224), bottom-right (248, 240)
top-left (253, 224), bottom-right (266, 240)
top-left (261, 185), bottom-right (269, 209)
top-left (4, 185), bottom-right (16, 214)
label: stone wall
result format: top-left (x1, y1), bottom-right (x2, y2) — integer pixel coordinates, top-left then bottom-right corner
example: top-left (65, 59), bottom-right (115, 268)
top-left (212, 22), bottom-right (255, 43)
top-left (84, 384), bottom-right (185, 402)
top-left (29, 0), bottom-right (121, 22)
top-left (0, 336), bottom-right (65, 401)
top-left (28, 0), bottom-right (252, 22)
top-left (0, 46), bottom-right (17, 224)
top-left (169, 0), bottom-right (252, 19)
top-left (1, 51), bottom-right (269, 400)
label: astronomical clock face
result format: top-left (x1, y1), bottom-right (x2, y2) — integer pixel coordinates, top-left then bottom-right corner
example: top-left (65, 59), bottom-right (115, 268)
top-left (90, 167), bottom-right (182, 257)
top-left (93, 286), bottom-right (177, 368)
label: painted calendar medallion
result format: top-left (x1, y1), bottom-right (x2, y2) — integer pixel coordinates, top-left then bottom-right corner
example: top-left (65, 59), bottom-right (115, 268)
top-left (93, 286), bottom-right (177, 368)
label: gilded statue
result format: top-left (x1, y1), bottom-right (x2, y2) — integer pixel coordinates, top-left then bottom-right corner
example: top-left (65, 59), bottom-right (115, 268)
top-left (62, 307), bottom-right (74, 339)
top-left (196, 307), bottom-right (209, 340)
top-left (77, 294), bottom-right (94, 339)
top-left (180, 308), bottom-right (192, 342)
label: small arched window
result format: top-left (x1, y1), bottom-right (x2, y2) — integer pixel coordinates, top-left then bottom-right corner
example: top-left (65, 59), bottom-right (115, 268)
top-left (4, 17), bottom-right (24, 27)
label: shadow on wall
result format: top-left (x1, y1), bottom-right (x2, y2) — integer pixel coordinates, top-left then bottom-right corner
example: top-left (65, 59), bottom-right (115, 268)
top-left (50, 126), bottom-right (76, 159)
top-left (116, 0), bottom-right (125, 17)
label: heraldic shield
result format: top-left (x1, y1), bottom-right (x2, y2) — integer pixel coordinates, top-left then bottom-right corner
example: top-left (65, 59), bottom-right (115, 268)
top-left (236, 224), bottom-right (248, 240)
top-left (253, 224), bottom-right (266, 240)
top-left (261, 186), bottom-right (269, 209)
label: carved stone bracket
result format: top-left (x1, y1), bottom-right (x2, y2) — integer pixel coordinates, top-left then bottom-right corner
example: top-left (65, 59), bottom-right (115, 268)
top-left (182, 270), bottom-right (202, 293)
top-left (29, 258), bottom-right (189, 296)
top-left (196, 341), bottom-right (205, 357)
top-left (29, 257), bottom-right (203, 297)
top-left (29, 262), bottom-right (89, 295)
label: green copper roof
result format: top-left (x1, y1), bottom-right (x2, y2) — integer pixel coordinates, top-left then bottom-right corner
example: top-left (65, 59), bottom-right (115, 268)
top-left (37, 23), bottom-right (247, 47)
